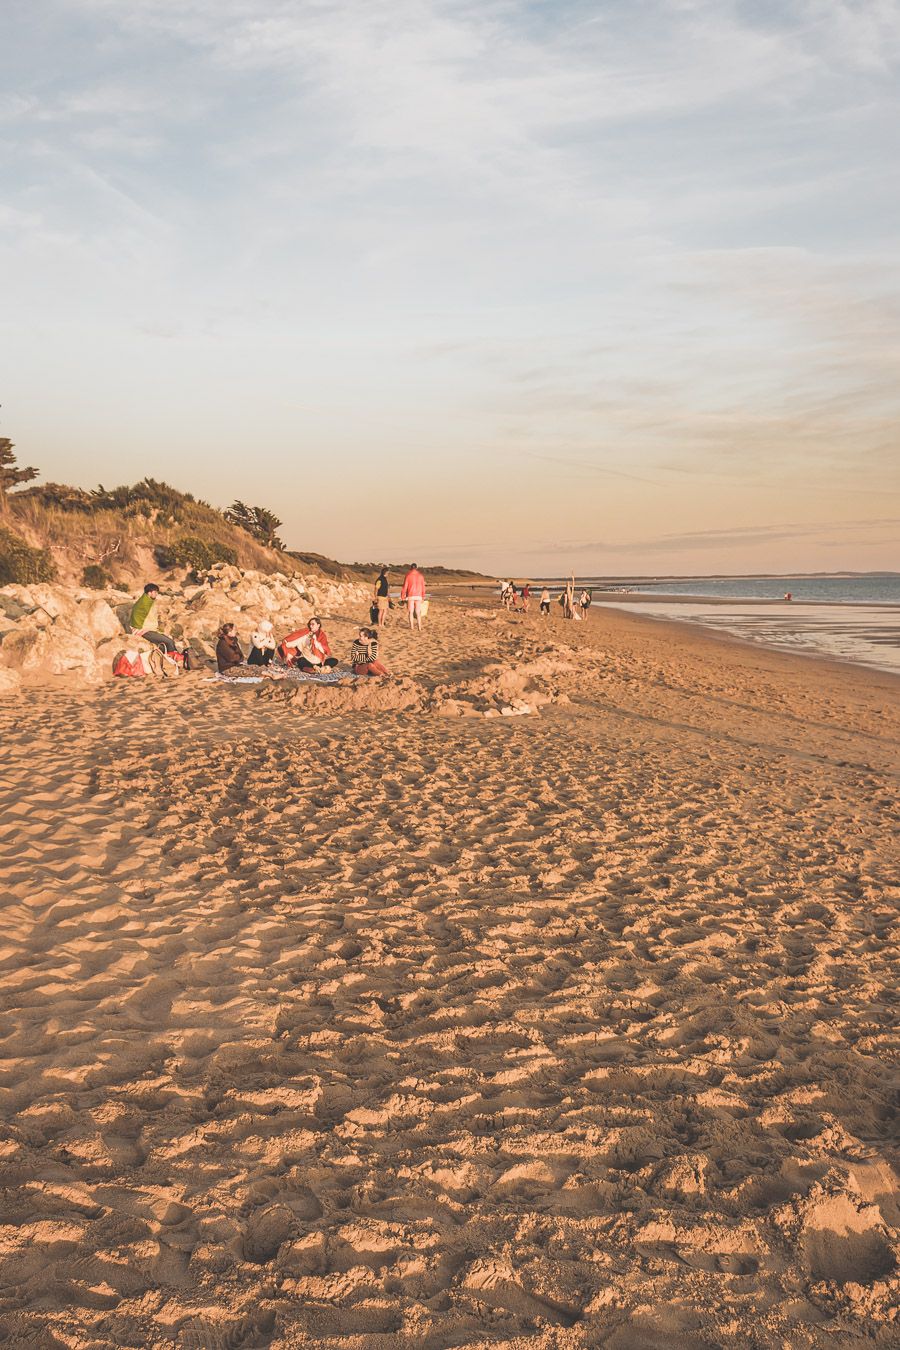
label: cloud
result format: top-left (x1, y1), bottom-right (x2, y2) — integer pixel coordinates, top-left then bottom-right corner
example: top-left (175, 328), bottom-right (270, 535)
top-left (546, 516), bottom-right (900, 556)
top-left (2, 1), bottom-right (899, 575)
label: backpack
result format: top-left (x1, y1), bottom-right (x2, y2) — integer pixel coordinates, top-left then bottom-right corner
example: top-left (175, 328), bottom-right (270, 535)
top-left (113, 650), bottom-right (146, 678)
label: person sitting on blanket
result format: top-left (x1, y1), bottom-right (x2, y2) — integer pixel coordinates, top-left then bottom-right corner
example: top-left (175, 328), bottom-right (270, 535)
top-left (248, 618), bottom-right (276, 666)
top-left (350, 627), bottom-right (390, 678)
top-left (278, 617), bottom-right (339, 670)
top-left (216, 622), bottom-right (244, 674)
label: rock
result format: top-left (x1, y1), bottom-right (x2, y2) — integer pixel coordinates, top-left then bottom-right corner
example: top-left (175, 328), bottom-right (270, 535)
top-left (78, 599), bottom-right (125, 643)
top-left (0, 666), bottom-right (21, 694)
top-left (0, 566), bottom-right (367, 686)
top-left (1, 624), bottom-right (103, 681)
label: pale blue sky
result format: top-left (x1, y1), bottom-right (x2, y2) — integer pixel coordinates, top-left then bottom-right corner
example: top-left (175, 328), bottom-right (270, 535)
top-left (1, 0), bottom-right (898, 572)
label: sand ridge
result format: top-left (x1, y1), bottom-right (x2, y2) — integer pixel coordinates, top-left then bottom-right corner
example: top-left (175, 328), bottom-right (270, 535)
top-left (0, 598), bottom-right (898, 1347)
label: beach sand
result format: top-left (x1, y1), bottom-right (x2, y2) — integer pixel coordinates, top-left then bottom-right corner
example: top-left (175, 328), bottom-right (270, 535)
top-left (1, 598), bottom-right (898, 1347)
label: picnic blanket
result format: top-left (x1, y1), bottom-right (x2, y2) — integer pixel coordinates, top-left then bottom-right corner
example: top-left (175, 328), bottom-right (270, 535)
top-left (213, 667), bottom-right (358, 686)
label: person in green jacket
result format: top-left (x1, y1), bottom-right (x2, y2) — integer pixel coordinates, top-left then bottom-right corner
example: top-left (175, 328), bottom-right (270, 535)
top-left (129, 582), bottom-right (176, 652)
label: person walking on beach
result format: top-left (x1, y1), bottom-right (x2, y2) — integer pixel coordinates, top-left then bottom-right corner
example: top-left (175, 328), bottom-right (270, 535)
top-left (373, 568), bottom-right (390, 627)
top-left (579, 588), bottom-right (592, 619)
top-left (128, 582), bottom-right (177, 652)
top-left (540, 587), bottom-right (551, 617)
top-left (401, 563), bottom-right (426, 631)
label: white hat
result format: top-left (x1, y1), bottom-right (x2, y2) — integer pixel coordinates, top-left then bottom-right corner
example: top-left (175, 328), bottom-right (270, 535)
top-left (257, 619), bottom-right (274, 633)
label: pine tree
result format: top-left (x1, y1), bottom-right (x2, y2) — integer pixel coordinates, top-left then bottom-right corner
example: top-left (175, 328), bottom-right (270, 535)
top-left (0, 438), bottom-right (39, 510)
top-left (224, 500), bottom-right (284, 550)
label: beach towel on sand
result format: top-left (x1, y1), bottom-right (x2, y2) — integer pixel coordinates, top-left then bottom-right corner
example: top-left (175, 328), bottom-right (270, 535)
top-left (214, 667), bottom-right (356, 686)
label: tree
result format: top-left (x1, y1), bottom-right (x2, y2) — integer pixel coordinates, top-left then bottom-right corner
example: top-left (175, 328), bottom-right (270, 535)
top-left (0, 438), bottom-right (39, 510)
top-left (224, 500), bottom-right (284, 550)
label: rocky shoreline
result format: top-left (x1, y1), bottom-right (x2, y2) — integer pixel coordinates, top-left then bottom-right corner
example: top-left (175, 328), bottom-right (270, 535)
top-left (0, 563), bottom-right (369, 692)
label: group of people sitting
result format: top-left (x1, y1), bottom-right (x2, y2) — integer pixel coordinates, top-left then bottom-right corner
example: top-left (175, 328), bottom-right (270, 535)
top-left (215, 617), bottom-right (389, 679)
top-left (128, 581), bottom-right (391, 680)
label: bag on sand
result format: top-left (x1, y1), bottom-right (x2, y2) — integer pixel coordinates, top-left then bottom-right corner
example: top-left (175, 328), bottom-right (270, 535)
top-left (143, 646), bottom-right (174, 678)
top-left (113, 650), bottom-right (145, 678)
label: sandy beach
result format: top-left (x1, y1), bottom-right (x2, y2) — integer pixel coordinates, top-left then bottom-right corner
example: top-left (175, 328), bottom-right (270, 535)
top-left (1, 597), bottom-right (898, 1348)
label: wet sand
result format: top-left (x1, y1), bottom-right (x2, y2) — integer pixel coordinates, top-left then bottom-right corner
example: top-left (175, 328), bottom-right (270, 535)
top-left (1, 598), bottom-right (898, 1347)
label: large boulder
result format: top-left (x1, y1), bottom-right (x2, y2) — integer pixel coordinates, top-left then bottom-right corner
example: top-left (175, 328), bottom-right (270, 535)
top-left (0, 624), bottom-right (103, 681)
top-left (2, 583), bottom-right (80, 624)
top-left (79, 599), bottom-right (125, 643)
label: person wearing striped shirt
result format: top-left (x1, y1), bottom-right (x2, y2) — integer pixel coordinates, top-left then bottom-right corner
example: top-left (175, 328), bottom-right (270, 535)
top-left (350, 628), bottom-right (389, 678)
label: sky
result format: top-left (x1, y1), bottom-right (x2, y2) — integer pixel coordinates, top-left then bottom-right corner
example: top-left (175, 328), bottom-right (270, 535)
top-left (1, 0), bottom-right (899, 575)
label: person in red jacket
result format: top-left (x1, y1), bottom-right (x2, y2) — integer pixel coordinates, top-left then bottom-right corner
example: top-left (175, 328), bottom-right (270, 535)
top-left (400, 563), bottom-right (426, 631)
top-left (277, 617), bottom-right (339, 670)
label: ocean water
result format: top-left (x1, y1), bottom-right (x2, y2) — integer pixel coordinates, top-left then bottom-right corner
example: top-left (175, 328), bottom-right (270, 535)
top-left (627, 575), bottom-right (900, 605)
top-left (541, 574), bottom-right (900, 605)
top-left (537, 575), bottom-right (900, 676)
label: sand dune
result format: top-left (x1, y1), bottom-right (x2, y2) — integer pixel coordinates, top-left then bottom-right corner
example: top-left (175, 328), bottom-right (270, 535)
top-left (0, 598), bottom-right (897, 1347)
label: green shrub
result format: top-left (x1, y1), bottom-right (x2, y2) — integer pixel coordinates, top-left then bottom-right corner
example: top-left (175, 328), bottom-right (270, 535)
top-left (0, 525), bottom-right (57, 585)
top-left (13, 482), bottom-right (94, 512)
top-left (153, 543), bottom-right (178, 570)
top-left (81, 563), bottom-right (111, 589)
top-left (157, 535), bottom-right (238, 573)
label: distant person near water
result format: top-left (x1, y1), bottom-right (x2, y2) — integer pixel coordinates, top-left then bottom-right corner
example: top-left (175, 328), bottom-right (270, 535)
top-left (373, 568), bottom-right (390, 627)
top-left (401, 563), bottom-right (427, 631)
top-left (278, 617), bottom-right (339, 670)
top-left (540, 587), bottom-right (551, 617)
top-left (579, 588), bottom-right (592, 618)
top-left (216, 623), bottom-right (244, 674)
top-left (129, 582), bottom-right (177, 652)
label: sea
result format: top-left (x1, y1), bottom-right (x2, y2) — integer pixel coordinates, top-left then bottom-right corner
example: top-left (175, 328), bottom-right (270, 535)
top-left (537, 575), bottom-right (900, 676)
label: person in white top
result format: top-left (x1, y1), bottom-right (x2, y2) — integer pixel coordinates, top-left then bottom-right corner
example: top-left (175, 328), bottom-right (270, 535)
top-left (248, 619), bottom-right (277, 666)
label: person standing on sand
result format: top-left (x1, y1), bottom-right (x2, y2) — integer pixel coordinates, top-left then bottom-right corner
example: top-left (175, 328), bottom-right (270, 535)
top-left (540, 587), bottom-right (551, 617)
top-left (373, 568), bottom-right (390, 627)
top-left (400, 563), bottom-right (426, 631)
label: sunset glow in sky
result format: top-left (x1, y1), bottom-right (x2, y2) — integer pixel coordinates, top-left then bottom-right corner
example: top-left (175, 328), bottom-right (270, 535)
top-left (2, 0), bottom-right (899, 573)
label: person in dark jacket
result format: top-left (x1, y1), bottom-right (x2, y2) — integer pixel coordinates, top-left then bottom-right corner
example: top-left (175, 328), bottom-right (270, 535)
top-left (216, 623), bottom-right (244, 674)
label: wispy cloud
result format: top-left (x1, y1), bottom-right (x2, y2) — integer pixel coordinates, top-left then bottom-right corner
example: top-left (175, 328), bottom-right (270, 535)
top-left (1, 1), bottom-right (898, 570)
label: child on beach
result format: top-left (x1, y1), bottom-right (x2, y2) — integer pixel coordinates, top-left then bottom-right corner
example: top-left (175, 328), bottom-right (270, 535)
top-left (350, 628), bottom-right (389, 677)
